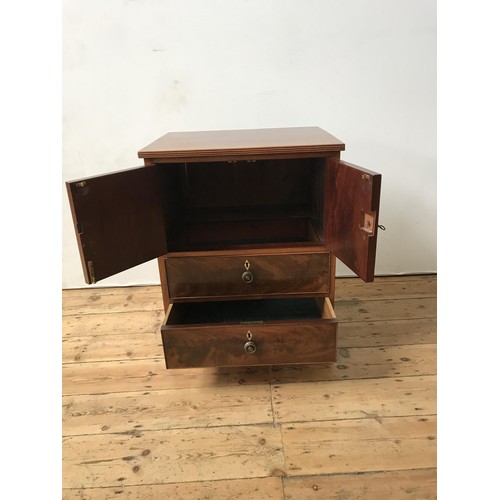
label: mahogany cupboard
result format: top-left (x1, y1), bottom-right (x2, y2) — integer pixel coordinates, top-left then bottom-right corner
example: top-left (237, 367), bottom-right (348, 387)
top-left (66, 127), bottom-right (382, 369)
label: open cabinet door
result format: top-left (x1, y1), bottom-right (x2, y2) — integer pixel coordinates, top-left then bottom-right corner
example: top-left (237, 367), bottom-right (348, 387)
top-left (326, 158), bottom-right (382, 282)
top-left (66, 165), bottom-right (169, 284)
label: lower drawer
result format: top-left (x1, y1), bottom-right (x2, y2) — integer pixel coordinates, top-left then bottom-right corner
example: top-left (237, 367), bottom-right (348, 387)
top-left (161, 297), bottom-right (337, 368)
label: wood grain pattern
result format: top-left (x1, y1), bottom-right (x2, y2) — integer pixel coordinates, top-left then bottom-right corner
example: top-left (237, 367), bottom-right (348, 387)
top-left (62, 285), bottom-right (161, 298)
top-left (270, 343), bottom-right (436, 384)
top-left (335, 297), bottom-right (436, 322)
top-left (62, 289), bottom-right (163, 316)
top-left (61, 274), bottom-right (435, 312)
top-left (169, 217), bottom-right (319, 252)
top-left (66, 166), bottom-right (170, 284)
top-left (179, 159), bottom-right (318, 209)
top-left (335, 275), bottom-right (437, 301)
top-left (63, 384), bottom-right (273, 436)
top-left (62, 332), bottom-right (163, 363)
top-left (61, 274), bottom-right (434, 321)
top-left (162, 298), bottom-right (337, 368)
top-left (143, 150), bottom-right (341, 164)
top-left (163, 322), bottom-right (337, 368)
top-left (61, 296), bottom-right (435, 340)
top-left (62, 310), bottom-right (164, 337)
top-left (325, 158), bottom-right (382, 282)
top-left (283, 469), bottom-right (437, 500)
top-left (61, 317), bottom-right (436, 364)
top-left (164, 245), bottom-right (331, 259)
top-left (282, 415), bottom-right (436, 475)
top-left (62, 359), bottom-right (270, 395)
top-left (338, 318), bottom-right (437, 347)
top-left (65, 128), bottom-right (383, 375)
top-left (272, 375), bottom-right (436, 423)
top-left (61, 275), bottom-right (435, 315)
top-left (158, 156), bottom-right (327, 252)
top-left (62, 276), bottom-right (437, 498)
top-left (63, 425), bottom-right (285, 488)
top-left (62, 343), bottom-right (435, 396)
top-left (138, 126), bottom-right (345, 161)
top-left (165, 251), bottom-right (330, 301)
top-left (63, 477), bottom-right (284, 500)
top-left (157, 256), bottom-right (170, 312)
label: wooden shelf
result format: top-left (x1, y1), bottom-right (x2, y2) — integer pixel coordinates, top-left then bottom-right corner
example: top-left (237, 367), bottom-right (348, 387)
top-left (168, 217), bottom-right (323, 252)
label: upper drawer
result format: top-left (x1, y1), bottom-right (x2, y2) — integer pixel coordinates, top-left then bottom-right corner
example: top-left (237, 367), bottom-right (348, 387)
top-left (165, 251), bottom-right (330, 301)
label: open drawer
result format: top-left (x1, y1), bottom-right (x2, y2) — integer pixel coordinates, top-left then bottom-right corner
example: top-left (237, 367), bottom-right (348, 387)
top-left (161, 297), bottom-right (338, 368)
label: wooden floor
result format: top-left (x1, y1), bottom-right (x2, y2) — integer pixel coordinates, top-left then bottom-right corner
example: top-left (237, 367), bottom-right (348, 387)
top-left (62, 274), bottom-right (437, 500)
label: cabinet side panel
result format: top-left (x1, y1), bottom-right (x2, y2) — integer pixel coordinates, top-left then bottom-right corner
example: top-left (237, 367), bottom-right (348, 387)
top-left (329, 253), bottom-right (336, 305)
top-left (158, 257), bottom-right (170, 312)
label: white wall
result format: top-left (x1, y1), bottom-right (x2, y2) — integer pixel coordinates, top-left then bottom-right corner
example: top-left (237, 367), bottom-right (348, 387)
top-left (62, 0), bottom-right (436, 288)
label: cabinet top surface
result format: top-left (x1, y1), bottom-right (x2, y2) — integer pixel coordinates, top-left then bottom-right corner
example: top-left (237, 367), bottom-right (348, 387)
top-left (138, 126), bottom-right (345, 160)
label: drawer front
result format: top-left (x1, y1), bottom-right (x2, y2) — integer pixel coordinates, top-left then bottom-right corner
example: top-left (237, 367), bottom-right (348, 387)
top-left (161, 298), bottom-right (337, 368)
top-left (165, 252), bottom-right (330, 300)
top-left (162, 322), bottom-right (337, 368)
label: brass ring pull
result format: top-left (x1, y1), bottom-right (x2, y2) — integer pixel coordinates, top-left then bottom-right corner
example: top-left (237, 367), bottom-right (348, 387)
top-left (244, 340), bottom-right (257, 354)
top-left (241, 271), bottom-right (254, 284)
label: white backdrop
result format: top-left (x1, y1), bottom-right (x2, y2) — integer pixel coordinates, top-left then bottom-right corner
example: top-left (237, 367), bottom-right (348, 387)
top-left (62, 0), bottom-right (436, 288)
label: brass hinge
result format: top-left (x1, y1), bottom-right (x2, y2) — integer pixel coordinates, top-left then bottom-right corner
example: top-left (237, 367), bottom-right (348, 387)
top-left (75, 181), bottom-right (87, 188)
top-left (87, 260), bottom-right (96, 284)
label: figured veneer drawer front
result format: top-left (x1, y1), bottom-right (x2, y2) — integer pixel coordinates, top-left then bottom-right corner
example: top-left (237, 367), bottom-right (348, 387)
top-left (165, 252), bottom-right (330, 300)
top-left (161, 297), bottom-right (337, 368)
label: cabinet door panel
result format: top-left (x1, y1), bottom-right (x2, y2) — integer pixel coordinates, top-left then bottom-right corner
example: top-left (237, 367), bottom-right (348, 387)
top-left (326, 159), bottom-right (381, 282)
top-left (66, 166), bottom-right (169, 284)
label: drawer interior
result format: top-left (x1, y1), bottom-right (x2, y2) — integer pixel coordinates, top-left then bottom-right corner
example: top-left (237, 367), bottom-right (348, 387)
top-left (165, 297), bottom-right (335, 326)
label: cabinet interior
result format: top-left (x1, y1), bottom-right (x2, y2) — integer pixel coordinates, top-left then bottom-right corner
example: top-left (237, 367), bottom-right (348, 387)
top-left (162, 157), bottom-right (326, 251)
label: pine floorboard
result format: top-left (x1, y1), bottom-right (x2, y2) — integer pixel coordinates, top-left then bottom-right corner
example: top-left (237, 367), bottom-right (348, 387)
top-left (62, 274), bottom-right (437, 499)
